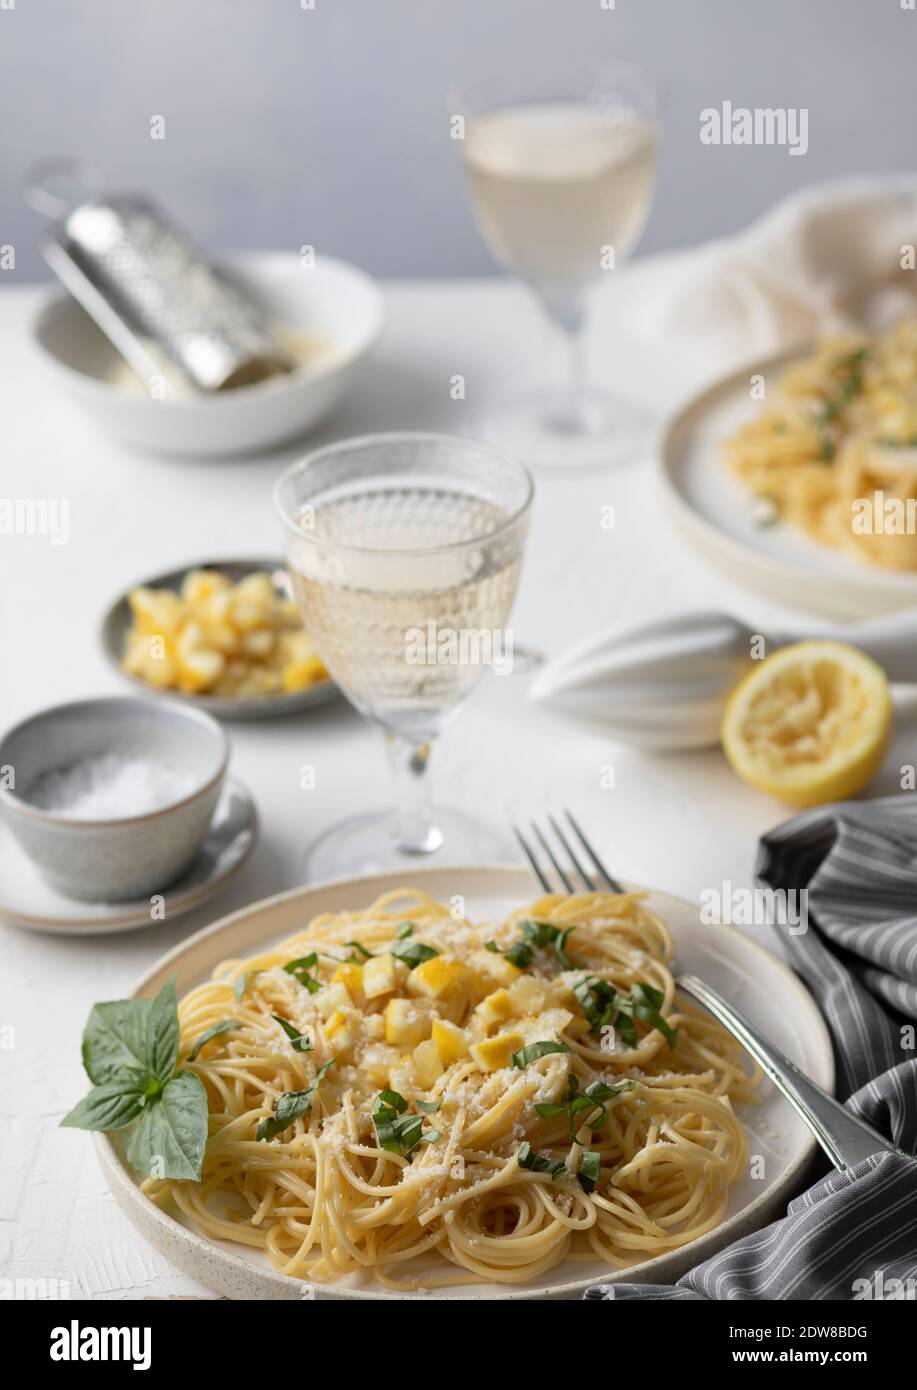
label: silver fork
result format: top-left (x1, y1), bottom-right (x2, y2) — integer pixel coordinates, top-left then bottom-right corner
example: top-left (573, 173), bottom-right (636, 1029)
top-left (513, 811), bottom-right (907, 1173)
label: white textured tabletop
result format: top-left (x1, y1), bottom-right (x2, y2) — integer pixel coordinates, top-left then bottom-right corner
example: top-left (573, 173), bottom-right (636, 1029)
top-left (3, 271), bottom-right (907, 1299)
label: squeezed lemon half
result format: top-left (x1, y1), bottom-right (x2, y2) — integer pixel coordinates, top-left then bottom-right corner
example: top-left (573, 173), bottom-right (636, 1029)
top-left (721, 640), bottom-right (892, 807)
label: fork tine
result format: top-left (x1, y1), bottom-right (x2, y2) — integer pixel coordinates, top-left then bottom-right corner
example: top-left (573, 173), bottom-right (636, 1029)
top-left (562, 808), bottom-right (625, 893)
top-left (512, 823), bottom-right (552, 894)
top-left (547, 812), bottom-right (596, 892)
top-left (531, 820), bottom-right (575, 894)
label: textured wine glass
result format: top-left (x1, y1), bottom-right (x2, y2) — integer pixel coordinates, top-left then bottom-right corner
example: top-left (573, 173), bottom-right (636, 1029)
top-left (274, 432), bottom-right (533, 880)
top-left (455, 61), bottom-right (661, 469)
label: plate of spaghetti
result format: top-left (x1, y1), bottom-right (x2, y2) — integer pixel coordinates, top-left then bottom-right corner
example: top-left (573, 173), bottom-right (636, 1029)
top-left (661, 322), bottom-right (917, 618)
top-left (92, 866), bottom-right (832, 1299)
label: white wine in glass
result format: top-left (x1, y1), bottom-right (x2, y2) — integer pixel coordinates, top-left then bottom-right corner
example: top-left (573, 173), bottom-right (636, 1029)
top-left (274, 433), bottom-right (533, 880)
top-left (457, 64), bottom-right (661, 468)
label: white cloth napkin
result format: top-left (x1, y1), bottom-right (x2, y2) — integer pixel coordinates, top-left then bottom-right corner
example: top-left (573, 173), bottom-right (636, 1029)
top-left (615, 174), bottom-right (917, 373)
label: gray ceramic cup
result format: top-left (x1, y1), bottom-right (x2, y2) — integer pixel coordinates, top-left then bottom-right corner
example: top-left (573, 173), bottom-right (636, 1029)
top-left (0, 697), bottom-right (229, 901)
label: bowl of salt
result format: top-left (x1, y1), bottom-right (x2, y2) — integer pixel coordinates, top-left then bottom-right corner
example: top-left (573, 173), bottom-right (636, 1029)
top-left (0, 696), bottom-right (228, 901)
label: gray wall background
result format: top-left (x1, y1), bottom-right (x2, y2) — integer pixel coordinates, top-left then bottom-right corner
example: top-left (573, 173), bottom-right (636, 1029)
top-left (0, 0), bottom-right (913, 282)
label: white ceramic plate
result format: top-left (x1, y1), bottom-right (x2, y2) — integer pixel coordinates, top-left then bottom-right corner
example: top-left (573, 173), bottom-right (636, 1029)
top-left (660, 349), bottom-right (917, 619)
top-left (100, 557), bottom-right (338, 720)
top-left (32, 252), bottom-right (386, 458)
top-left (96, 865), bottom-right (834, 1300)
top-left (0, 777), bottom-right (257, 935)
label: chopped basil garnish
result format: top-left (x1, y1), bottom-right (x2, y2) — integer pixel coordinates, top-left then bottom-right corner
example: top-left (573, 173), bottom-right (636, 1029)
top-left (257, 1060), bottom-right (333, 1141)
top-left (234, 970), bottom-right (259, 1003)
top-left (578, 1150), bottom-right (602, 1193)
top-left (187, 1018), bottom-right (240, 1062)
top-left (516, 1141), bottom-right (566, 1179)
top-left (372, 1089), bottom-right (440, 1159)
top-left (511, 1040), bottom-right (571, 1069)
top-left (344, 941), bottom-right (373, 960)
top-left (271, 1014), bottom-right (313, 1053)
top-left (535, 1072), bottom-right (637, 1139)
top-left (390, 938), bottom-right (438, 968)
top-left (488, 919), bottom-right (580, 972)
top-left (284, 954), bottom-right (322, 993)
top-left (414, 1099), bottom-right (441, 1114)
top-left (573, 978), bottom-right (678, 1051)
top-left (396, 922), bottom-right (413, 939)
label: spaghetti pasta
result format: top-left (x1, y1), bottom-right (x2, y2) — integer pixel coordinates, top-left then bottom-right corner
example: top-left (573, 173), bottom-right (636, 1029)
top-left (722, 320), bottom-right (917, 570)
top-left (143, 889), bottom-right (759, 1288)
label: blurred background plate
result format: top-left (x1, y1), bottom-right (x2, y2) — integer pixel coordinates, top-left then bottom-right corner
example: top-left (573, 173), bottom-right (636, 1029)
top-left (101, 557), bottom-right (339, 720)
top-left (661, 349), bottom-right (917, 620)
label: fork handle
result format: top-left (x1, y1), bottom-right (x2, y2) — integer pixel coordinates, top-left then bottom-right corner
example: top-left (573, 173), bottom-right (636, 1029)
top-left (677, 972), bottom-right (908, 1172)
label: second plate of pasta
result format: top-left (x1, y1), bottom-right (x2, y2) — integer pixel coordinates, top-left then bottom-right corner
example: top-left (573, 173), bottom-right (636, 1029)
top-left (94, 865), bottom-right (833, 1300)
top-left (661, 334), bottom-right (917, 618)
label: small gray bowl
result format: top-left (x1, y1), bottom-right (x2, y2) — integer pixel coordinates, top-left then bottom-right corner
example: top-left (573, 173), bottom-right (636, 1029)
top-left (0, 697), bottom-right (229, 901)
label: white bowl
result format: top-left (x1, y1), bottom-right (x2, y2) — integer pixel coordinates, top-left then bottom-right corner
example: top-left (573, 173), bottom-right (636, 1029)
top-left (0, 697), bottom-right (229, 901)
top-left (31, 252), bottom-right (386, 458)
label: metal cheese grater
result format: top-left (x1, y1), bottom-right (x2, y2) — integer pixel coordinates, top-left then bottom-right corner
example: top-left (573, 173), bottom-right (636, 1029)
top-left (25, 158), bottom-right (294, 393)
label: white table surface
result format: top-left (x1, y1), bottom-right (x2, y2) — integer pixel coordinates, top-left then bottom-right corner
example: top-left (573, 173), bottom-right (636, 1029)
top-left (2, 270), bottom-right (910, 1299)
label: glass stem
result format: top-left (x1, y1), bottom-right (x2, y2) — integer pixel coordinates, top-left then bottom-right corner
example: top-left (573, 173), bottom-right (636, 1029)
top-left (539, 288), bottom-right (592, 435)
top-left (384, 732), bottom-right (444, 855)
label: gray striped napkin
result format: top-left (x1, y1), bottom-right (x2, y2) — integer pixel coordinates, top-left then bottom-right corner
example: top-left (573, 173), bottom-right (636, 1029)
top-left (586, 795), bottom-right (917, 1301)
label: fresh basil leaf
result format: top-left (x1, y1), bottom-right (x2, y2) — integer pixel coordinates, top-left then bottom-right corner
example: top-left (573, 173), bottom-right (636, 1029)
top-left (61, 1080), bottom-right (146, 1132)
top-left (271, 1015), bottom-right (312, 1053)
top-left (80, 998), bottom-right (154, 1086)
top-left (484, 940), bottom-right (500, 953)
top-left (511, 1040), bottom-right (571, 1069)
top-left (344, 941), bottom-right (373, 960)
top-left (396, 922), bottom-right (413, 940)
top-left (146, 978), bottom-right (180, 1085)
top-left (187, 1019), bottom-right (240, 1063)
top-left (390, 939), bottom-right (437, 968)
top-left (80, 977), bottom-right (180, 1089)
top-left (578, 1150), bottom-right (602, 1193)
top-left (414, 1099), bottom-right (440, 1113)
top-left (125, 1071), bottom-right (208, 1181)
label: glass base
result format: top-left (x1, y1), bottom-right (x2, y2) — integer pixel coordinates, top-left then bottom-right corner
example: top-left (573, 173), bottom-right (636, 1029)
top-left (303, 805), bottom-right (511, 882)
top-left (479, 387), bottom-right (656, 471)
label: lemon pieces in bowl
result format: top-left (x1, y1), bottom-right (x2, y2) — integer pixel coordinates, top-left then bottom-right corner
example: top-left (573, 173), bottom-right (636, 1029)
top-left (721, 640), bottom-right (892, 807)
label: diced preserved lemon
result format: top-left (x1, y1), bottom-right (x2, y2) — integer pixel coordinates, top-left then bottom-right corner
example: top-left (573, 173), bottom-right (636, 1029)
top-left (407, 958), bottom-right (471, 1000)
top-left (432, 1018), bottom-right (470, 1066)
top-left (316, 982), bottom-right (353, 1019)
top-left (362, 1043), bottom-right (400, 1086)
top-left (469, 949), bottom-right (522, 990)
top-left (384, 998), bottom-right (430, 1047)
top-left (474, 989), bottom-right (515, 1029)
top-left (362, 954), bottom-right (397, 999)
top-left (470, 1031), bottom-right (524, 1073)
top-left (508, 976), bottom-right (547, 1017)
top-left (331, 962), bottom-right (364, 1005)
top-left (412, 1039), bottom-right (444, 1088)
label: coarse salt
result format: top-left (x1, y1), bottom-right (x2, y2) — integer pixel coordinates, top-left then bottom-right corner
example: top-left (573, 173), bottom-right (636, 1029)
top-left (26, 752), bottom-right (194, 820)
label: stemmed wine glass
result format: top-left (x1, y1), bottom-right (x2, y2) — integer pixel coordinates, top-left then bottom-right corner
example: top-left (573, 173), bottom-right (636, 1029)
top-left (274, 432), bottom-right (533, 880)
top-left (455, 62), bottom-right (661, 468)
